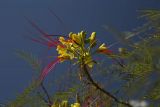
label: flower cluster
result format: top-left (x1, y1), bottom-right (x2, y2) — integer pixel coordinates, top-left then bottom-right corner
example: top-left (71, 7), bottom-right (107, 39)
top-left (57, 31), bottom-right (94, 67)
top-left (56, 31), bottom-right (111, 67)
top-left (33, 31), bottom-right (112, 81)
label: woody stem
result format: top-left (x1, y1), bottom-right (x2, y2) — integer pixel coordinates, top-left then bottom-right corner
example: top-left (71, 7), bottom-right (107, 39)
top-left (82, 61), bottom-right (132, 107)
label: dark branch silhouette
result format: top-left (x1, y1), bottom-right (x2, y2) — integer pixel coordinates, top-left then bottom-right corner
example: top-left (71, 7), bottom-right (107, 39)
top-left (82, 60), bottom-right (132, 107)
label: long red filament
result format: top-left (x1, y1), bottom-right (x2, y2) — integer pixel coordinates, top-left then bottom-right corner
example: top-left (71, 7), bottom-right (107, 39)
top-left (40, 58), bottom-right (60, 81)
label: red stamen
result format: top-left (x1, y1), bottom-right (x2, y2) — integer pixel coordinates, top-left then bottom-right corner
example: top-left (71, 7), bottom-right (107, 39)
top-left (25, 17), bottom-right (61, 48)
top-left (31, 38), bottom-right (49, 46)
top-left (40, 58), bottom-right (60, 81)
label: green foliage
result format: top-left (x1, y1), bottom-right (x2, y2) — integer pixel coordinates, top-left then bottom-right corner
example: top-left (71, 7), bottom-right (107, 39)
top-left (140, 9), bottom-right (160, 31)
top-left (15, 50), bottom-right (42, 72)
top-left (140, 10), bottom-right (160, 21)
top-left (119, 9), bottom-right (160, 102)
top-left (7, 80), bottom-right (40, 107)
top-left (146, 78), bottom-right (160, 100)
top-left (52, 85), bottom-right (80, 101)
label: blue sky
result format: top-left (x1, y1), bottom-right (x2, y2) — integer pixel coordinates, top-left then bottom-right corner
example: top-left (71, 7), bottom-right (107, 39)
top-left (0, 0), bottom-right (159, 103)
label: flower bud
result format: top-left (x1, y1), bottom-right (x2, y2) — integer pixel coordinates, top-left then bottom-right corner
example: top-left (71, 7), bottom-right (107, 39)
top-left (98, 43), bottom-right (107, 51)
top-left (89, 32), bottom-right (96, 41)
top-left (89, 32), bottom-right (96, 46)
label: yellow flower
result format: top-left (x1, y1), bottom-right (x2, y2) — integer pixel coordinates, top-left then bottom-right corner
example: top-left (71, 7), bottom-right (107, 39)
top-left (57, 36), bottom-right (77, 62)
top-left (59, 36), bottom-right (65, 44)
top-left (88, 32), bottom-right (96, 47)
top-left (97, 43), bottom-right (112, 55)
top-left (71, 103), bottom-right (80, 107)
top-left (58, 51), bottom-right (75, 62)
top-left (89, 32), bottom-right (96, 42)
top-left (56, 44), bottom-right (75, 62)
top-left (69, 31), bottom-right (86, 45)
top-left (56, 45), bottom-right (66, 54)
top-left (98, 43), bottom-right (107, 51)
top-left (83, 52), bottom-right (94, 68)
top-left (59, 36), bottom-right (72, 46)
top-left (58, 54), bottom-right (70, 62)
top-left (78, 31), bottom-right (86, 39)
top-left (69, 33), bottom-right (81, 45)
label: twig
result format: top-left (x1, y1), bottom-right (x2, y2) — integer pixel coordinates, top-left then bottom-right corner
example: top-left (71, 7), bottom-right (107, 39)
top-left (37, 91), bottom-right (49, 104)
top-left (40, 82), bottom-right (52, 107)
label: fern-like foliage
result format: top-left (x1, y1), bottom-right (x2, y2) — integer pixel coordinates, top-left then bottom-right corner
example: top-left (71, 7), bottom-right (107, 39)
top-left (6, 80), bottom-right (40, 107)
top-left (121, 34), bottom-right (160, 104)
top-left (140, 10), bottom-right (160, 21)
top-left (15, 50), bottom-right (42, 72)
top-left (140, 9), bottom-right (160, 31)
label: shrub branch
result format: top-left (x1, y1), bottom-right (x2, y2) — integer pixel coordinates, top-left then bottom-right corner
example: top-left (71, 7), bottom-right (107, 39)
top-left (82, 61), bottom-right (132, 107)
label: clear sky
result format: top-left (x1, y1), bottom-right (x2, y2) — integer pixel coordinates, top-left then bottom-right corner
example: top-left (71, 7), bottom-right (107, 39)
top-left (0, 0), bottom-right (159, 103)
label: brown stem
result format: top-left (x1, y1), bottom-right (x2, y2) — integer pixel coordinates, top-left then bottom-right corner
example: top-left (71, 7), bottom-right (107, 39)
top-left (82, 63), bottom-right (132, 107)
